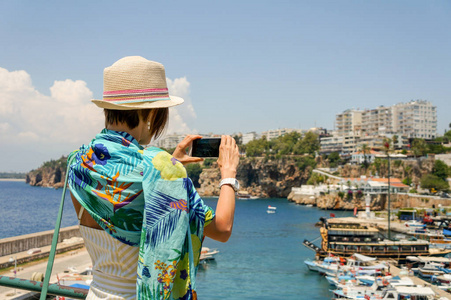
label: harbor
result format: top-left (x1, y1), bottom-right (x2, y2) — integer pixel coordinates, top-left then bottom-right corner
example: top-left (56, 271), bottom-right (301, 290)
top-left (303, 205), bottom-right (451, 299)
top-left (2, 179), bottom-right (451, 299)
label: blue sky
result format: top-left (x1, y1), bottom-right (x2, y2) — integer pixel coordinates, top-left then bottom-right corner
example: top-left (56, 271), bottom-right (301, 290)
top-left (1, 1), bottom-right (450, 172)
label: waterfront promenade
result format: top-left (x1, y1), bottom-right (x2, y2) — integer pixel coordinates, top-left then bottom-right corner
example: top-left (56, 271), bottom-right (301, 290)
top-left (0, 247), bottom-right (91, 299)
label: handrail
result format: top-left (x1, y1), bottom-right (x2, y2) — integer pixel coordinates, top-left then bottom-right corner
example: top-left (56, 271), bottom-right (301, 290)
top-left (40, 156), bottom-right (74, 300)
top-left (0, 157), bottom-right (81, 299)
top-left (0, 275), bottom-right (88, 299)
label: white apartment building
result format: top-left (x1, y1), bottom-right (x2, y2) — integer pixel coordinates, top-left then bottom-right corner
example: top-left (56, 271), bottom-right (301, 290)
top-left (323, 100), bottom-right (437, 154)
top-left (154, 134), bottom-right (185, 149)
top-left (261, 128), bottom-right (304, 140)
top-left (335, 109), bottom-right (362, 137)
top-left (361, 106), bottom-right (394, 136)
top-left (393, 100), bottom-right (437, 139)
top-left (319, 135), bottom-right (343, 154)
top-left (242, 132), bottom-right (258, 144)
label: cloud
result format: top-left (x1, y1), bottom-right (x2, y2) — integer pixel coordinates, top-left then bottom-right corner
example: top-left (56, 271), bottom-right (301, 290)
top-left (166, 76), bottom-right (197, 134)
top-left (0, 66), bottom-right (196, 171)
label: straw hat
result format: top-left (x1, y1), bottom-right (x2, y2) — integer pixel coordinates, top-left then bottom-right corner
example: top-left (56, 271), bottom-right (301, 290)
top-left (92, 56), bottom-right (184, 110)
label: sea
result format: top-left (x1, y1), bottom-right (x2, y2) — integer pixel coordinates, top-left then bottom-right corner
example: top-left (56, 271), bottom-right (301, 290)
top-left (0, 180), bottom-right (354, 299)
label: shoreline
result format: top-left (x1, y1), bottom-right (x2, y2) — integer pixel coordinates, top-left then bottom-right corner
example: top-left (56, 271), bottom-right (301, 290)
top-left (0, 178), bottom-right (25, 182)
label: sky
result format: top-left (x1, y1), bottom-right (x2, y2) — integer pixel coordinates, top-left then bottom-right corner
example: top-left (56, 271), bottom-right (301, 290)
top-left (1, 1), bottom-right (450, 172)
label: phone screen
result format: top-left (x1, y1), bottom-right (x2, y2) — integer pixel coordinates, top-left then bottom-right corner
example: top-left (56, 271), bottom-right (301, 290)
top-left (191, 138), bottom-right (221, 158)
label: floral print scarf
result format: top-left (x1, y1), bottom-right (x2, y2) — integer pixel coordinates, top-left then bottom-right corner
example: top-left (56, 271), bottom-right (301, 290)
top-left (68, 129), bottom-right (214, 299)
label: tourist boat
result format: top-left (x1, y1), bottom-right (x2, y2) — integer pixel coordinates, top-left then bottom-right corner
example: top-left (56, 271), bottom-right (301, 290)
top-left (406, 256), bottom-right (451, 275)
top-left (319, 254), bottom-right (386, 277)
top-left (407, 228), bottom-right (451, 249)
top-left (432, 274), bottom-right (451, 284)
top-left (332, 278), bottom-right (436, 300)
top-left (418, 261), bottom-right (445, 278)
top-left (267, 206), bottom-right (277, 214)
top-left (303, 218), bottom-right (451, 262)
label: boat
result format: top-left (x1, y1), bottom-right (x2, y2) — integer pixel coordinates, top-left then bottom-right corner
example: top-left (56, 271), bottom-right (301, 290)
top-left (407, 228), bottom-right (451, 249)
top-left (304, 258), bottom-right (321, 271)
top-left (418, 261), bottom-right (445, 278)
top-left (199, 247), bottom-right (219, 262)
top-left (236, 191), bottom-right (258, 200)
top-left (267, 206), bottom-right (277, 214)
top-left (404, 220), bottom-right (426, 229)
top-left (332, 278), bottom-right (436, 300)
top-left (303, 217), bottom-right (451, 262)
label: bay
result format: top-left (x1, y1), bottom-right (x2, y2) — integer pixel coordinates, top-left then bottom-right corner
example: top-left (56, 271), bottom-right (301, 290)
top-left (0, 181), bottom-right (353, 299)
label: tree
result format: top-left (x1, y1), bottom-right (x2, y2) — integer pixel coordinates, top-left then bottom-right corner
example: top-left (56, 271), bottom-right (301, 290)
top-left (411, 139), bottom-right (427, 157)
top-left (392, 135), bottom-right (399, 149)
top-left (433, 160), bottom-right (450, 181)
top-left (420, 174), bottom-right (449, 192)
top-left (445, 130), bottom-right (451, 142)
top-left (328, 152), bottom-right (341, 168)
top-left (185, 163), bottom-right (203, 187)
top-left (360, 143), bottom-right (370, 168)
top-left (245, 137), bottom-right (270, 157)
top-left (294, 132), bottom-right (320, 155)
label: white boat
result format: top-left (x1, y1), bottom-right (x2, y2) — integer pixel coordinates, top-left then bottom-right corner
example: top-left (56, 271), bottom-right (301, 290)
top-left (267, 206), bottom-right (277, 214)
top-left (236, 191), bottom-right (258, 200)
top-left (332, 279), bottom-right (435, 300)
top-left (315, 256), bottom-right (341, 275)
top-left (418, 261), bottom-right (445, 278)
top-left (199, 247), bottom-right (219, 262)
top-left (304, 259), bottom-right (320, 271)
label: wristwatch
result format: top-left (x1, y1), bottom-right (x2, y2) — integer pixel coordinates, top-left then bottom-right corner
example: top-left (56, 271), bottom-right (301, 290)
top-left (219, 178), bottom-right (240, 192)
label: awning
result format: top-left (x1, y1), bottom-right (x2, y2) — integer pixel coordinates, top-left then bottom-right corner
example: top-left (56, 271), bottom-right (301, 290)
top-left (352, 253), bottom-right (377, 262)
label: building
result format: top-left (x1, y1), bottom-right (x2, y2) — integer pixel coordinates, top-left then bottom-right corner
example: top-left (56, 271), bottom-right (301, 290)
top-left (361, 106), bottom-right (394, 136)
top-left (154, 133), bottom-right (185, 149)
top-left (335, 109), bottom-right (362, 137)
top-left (242, 132), bottom-right (258, 144)
top-left (340, 177), bottom-right (410, 193)
top-left (392, 100), bottom-right (437, 139)
top-left (321, 100), bottom-right (437, 155)
top-left (351, 150), bottom-right (382, 164)
top-left (319, 135), bottom-right (344, 155)
top-left (261, 128), bottom-right (304, 140)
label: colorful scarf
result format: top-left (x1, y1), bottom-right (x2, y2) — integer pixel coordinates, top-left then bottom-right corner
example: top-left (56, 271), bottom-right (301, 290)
top-left (68, 129), bottom-right (214, 299)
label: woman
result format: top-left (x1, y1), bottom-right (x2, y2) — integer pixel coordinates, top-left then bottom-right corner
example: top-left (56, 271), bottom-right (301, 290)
top-left (68, 56), bottom-right (239, 300)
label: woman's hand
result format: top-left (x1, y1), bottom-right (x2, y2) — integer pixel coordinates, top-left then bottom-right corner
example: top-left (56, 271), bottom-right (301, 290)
top-left (172, 135), bottom-right (204, 165)
top-left (217, 135), bottom-right (240, 179)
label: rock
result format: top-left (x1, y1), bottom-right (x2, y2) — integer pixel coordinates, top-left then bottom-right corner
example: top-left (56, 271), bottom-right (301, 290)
top-left (198, 157), bottom-right (311, 198)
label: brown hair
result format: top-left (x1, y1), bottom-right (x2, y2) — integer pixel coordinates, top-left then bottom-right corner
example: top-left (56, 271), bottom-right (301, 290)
top-left (104, 108), bottom-right (169, 140)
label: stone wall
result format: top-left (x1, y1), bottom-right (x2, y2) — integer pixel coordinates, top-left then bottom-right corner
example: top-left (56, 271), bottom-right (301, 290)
top-left (0, 226), bottom-right (81, 257)
top-left (288, 191), bottom-right (451, 211)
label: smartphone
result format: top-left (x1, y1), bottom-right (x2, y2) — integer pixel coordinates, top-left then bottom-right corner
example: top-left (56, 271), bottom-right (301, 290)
top-left (190, 138), bottom-right (221, 158)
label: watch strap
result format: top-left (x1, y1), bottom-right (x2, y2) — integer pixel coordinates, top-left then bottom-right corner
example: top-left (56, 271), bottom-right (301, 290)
top-left (219, 178), bottom-right (239, 192)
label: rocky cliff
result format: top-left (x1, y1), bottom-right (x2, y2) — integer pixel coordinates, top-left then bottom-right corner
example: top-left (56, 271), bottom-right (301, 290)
top-left (287, 192), bottom-right (387, 210)
top-left (339, 157), bottom-right (434, 186)
top-left (197, 157), bottom-right (313, 198)
top-left (26, 155), bottom-right (311, 197)
top-left (26, 157), bottom-right (67, 189)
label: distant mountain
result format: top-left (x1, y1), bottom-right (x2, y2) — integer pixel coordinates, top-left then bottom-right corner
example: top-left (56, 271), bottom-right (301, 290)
top-left (0, 172), bottom-right (26, 179)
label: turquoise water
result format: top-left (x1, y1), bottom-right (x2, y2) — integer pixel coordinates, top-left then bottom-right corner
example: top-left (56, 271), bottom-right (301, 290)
top-left (0, 181), bottom-right (353, 299)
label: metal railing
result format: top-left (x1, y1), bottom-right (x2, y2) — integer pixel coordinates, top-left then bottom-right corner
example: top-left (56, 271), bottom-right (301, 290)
top-left (0, 157), bottom-right (87, 299)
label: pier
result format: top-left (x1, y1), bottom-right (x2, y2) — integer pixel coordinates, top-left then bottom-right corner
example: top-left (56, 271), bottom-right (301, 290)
top-left (388, 264), bottom-right (451, 299)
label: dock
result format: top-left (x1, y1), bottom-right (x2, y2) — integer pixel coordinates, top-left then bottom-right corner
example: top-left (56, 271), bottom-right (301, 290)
top-left (388, 264), bottom-right (451, 299)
